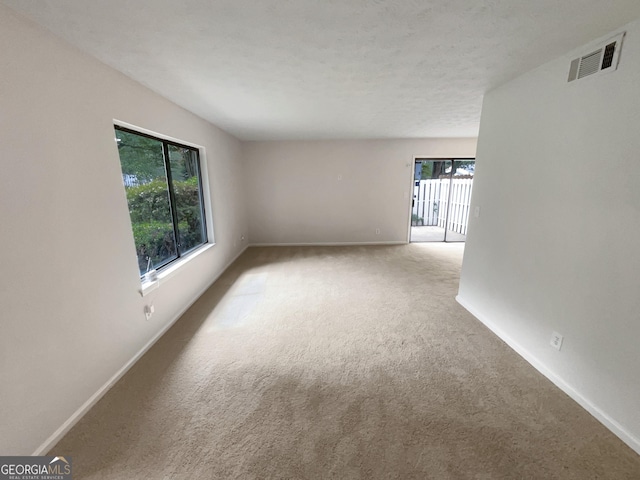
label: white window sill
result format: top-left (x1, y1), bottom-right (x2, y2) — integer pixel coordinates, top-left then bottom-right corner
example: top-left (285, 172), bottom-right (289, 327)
top-left (139, 242), bottom-right (215, 297)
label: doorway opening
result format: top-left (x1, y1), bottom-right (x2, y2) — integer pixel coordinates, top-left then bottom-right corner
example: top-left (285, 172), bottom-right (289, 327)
top-left (410, 158), bottom-right (475, 242)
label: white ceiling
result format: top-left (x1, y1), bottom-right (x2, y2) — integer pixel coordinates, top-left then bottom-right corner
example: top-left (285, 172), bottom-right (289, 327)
top-left (4, 1), bottom-right (640, 140)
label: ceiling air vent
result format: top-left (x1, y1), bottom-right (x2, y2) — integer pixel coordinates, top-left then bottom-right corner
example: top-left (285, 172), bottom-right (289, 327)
top-left (567, 32), bottom-right (625, 82)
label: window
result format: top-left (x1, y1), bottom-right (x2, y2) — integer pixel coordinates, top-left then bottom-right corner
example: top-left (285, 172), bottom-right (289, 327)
top-left (115, 126), bottom-right (208, 277)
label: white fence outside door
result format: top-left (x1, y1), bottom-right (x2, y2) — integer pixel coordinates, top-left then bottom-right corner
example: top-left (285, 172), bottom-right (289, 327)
top-left (412, 177), bottom-right (473, 235)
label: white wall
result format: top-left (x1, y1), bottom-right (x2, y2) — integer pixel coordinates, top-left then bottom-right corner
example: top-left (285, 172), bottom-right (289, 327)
top-left (243, 139), bottom-right (477, 244)
top-left (458, 19), bottom-right (640, 453)
top-left (0, 5), bottom-right (248, 455)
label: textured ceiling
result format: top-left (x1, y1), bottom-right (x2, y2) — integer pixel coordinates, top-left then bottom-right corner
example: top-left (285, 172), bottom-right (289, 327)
top-left (4, 0), bottom-right (640, 140)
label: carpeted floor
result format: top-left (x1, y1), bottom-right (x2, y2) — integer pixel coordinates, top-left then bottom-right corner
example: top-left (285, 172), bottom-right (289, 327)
top-left (51, 244), bottom-right (640, 479)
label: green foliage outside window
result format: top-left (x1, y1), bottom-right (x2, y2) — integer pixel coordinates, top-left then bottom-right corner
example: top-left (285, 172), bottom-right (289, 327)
top-left (126, 178), bottom-right (202, 272)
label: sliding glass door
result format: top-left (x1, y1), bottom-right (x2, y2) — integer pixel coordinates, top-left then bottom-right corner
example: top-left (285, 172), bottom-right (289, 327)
top-left (410, 158), bottom-right (475, 242)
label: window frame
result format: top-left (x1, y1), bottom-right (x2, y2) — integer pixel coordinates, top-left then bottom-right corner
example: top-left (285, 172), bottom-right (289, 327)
top-left (113, 121), bottom-right (214, 292)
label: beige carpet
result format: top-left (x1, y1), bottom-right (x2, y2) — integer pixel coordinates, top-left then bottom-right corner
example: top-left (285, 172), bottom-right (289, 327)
top-left (51, 244), bottom-right (640, 479)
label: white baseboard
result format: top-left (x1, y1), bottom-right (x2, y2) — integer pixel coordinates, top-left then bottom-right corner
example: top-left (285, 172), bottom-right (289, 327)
top-left (248, 241), bottom-right (407, 247)
top-left (33, 245), bottom-right (249, 456)
top-left (456, 294), bottom-right (640, 456)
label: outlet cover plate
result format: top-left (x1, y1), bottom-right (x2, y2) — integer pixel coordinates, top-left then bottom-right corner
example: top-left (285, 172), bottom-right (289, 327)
top-left (550, 331), bottom-right (564, 350)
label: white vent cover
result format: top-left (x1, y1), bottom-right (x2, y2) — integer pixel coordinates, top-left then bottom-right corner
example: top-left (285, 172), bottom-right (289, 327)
top-left (568, 33), bottom-right (625, 82)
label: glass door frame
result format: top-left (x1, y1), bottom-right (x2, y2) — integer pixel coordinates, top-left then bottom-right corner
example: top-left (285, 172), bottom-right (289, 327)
top-left (407, 157), bottom-right (475, 243)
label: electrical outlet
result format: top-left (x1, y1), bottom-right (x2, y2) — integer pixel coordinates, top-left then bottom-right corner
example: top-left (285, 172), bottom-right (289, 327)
top-left (375, 228), bottom-right (381, 235)
top-left (241, 235), bottom-right (245, 242)
top-left (144, 304), bottom-right (155, 321)
top-left (337, 174), bottom-right (343, 181)
top-left (550, 331), bottom-right (563, 350)
top-left (474, 206), bottom-right (481, 218)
